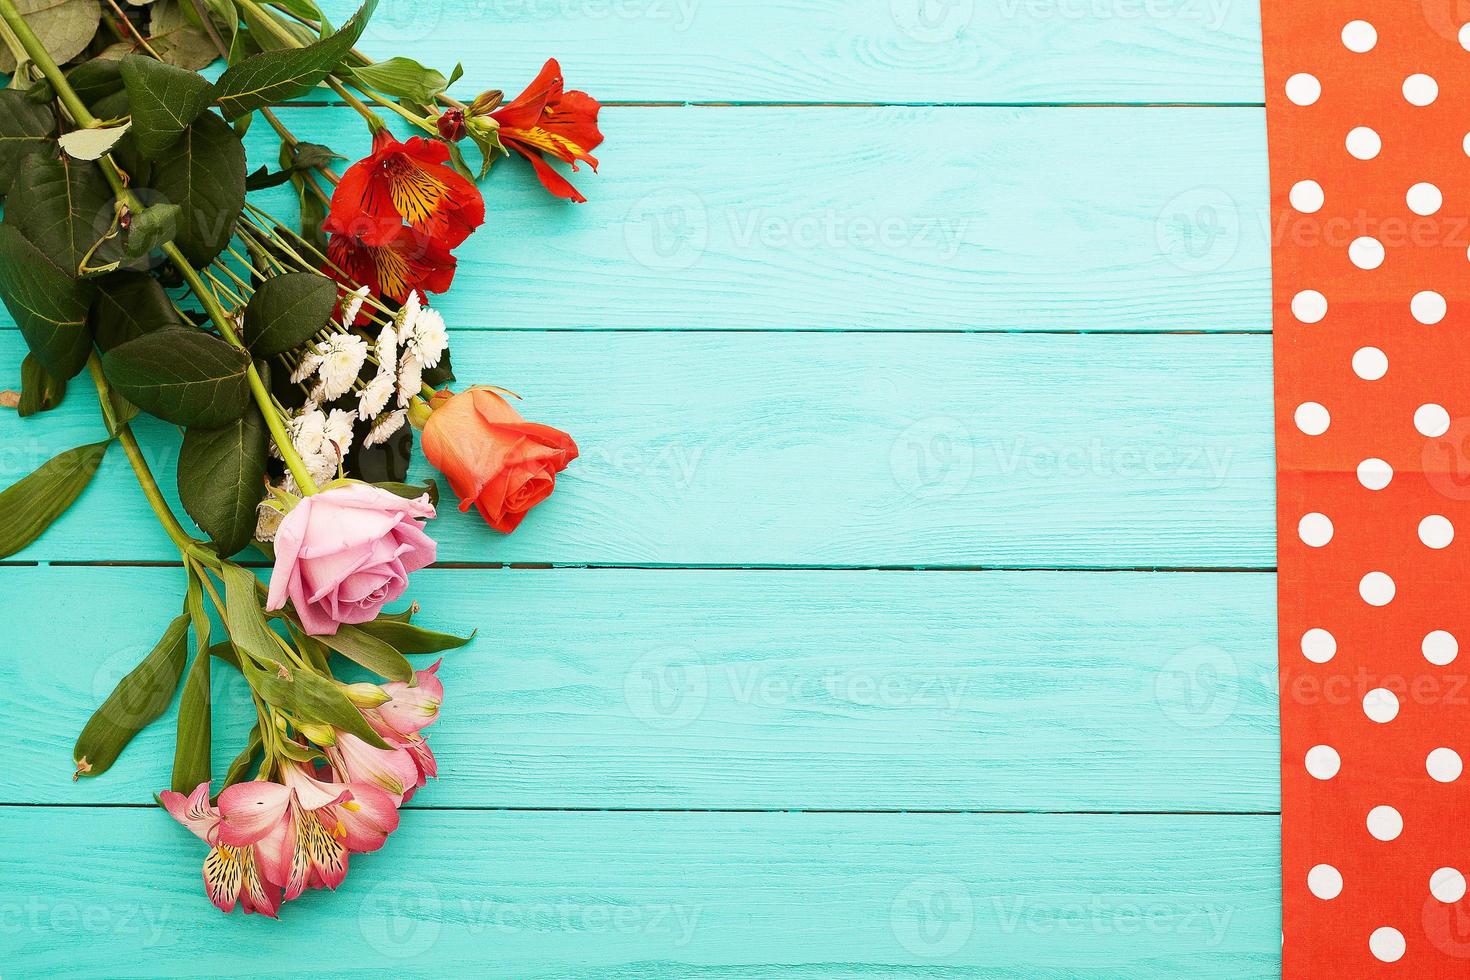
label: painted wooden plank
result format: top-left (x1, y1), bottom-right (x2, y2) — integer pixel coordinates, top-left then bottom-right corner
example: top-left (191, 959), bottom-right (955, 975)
top-left (0, 330), bottom-right (1274, 566)
top-left (0, 807), bottom-right (1280, 976)
top-left (0, 106), bottom-right (1271, 334)
top-left (323, 0), bottom-right (1264, 104)
top-left (0, 565), bottom-right (1277, 810)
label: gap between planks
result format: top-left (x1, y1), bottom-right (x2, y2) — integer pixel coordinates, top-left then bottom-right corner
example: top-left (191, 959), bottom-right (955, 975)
top-left (12, 561), bottom-right (1277, 572)
top-left (0, 802), bottom-right (1279, 815)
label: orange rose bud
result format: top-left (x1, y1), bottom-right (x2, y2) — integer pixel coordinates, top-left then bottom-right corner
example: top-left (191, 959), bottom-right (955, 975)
top-left (421, 388), bottom-right (578, 533)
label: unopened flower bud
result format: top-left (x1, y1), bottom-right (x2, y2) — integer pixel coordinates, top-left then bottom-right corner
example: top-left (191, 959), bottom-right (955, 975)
top-left (297, 722), bottom-right (337, 746)
top-left (436, 108), bottom-right (467, 143)
top-left (341, 682), bottom-right (392, 708)
top-left (469, 89), bottom-right (503, 115)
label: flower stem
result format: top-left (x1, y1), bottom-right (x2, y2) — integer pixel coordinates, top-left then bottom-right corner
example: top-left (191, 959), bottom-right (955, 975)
top-left (86, 355), bottom-right (205, 558)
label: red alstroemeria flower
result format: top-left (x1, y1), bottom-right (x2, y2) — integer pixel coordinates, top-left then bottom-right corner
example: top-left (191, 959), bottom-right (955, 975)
top-left (323, 216), bottom-right (457, 305)
top-left (492, 58), bottom-right (604, 203)
top-left (331, 129), bottom-right (485, 248)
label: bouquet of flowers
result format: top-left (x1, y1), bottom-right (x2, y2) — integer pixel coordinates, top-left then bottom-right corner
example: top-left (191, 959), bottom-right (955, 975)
top-left (0, 0), bottom-right (598, 916)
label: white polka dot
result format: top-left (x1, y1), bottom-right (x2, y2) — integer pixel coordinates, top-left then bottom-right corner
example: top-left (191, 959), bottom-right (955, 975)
top-left (1290, 180), bottom-right (1324, 213)
top-left (1364, 688), bottom-right (1399, 723)
top-left (1309, 864), bottom-right (1344, 899)
top-left (1419, 515), bottom-right (1454, 549)
top-left (1412, 291), bottom-right (1447, 324)
top-left (1462, 23), bottom-right (1470, 51)
top-left (1342, 20), bottom-right (1377, 52)
top-left (1416, 404), bottom-right (1451, 437)
top-left (1404, 73), bottom-right (1439, 106)
top-left (1357, 458), bottom-right (1393, 490)
top-left (1432, 867), bottom-right (1466, 903)
top-left (1296, 402), bottom-right (1331, 435)
top-left (1347, 127), bottom-right (1382, 160)
top-left (1424, 630), bottom-right (1459, 665)
top-left (1370, 926), bottom-right (1406, 963)
top-left (1306, 745), bottom-right (1341, 779)
top-left (1428, 748), bottom-right (1463, 783)
top-left (1367, 805), bottom-right (1403, 841)
top-left (1292, 290), bottom-right (1328, 323)
top-left (1360, 572), bottom-right (1396, 606)
top-left (1464, 132), bottom-right (1470, 157)
top-left (1301, 628), bottom-right (1337, 663)
top-left (1353, 346), bottom-right (1388, 380)
top-left (1349, 237), bottom-right (1385, 270)
top-left (1408, 182), bottom-right (1443, 215)
top-left (1287, 73), bottom-right (1322, 106)
top-left (1298, 513), bottom-right (1334, 547)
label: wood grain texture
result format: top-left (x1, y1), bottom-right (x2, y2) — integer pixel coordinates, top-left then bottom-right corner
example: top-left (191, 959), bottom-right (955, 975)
top-left (0, 807), bottom-right (1280, 976)
top-left (0, 106), bottom-right (1273, 334)
top-left (322, 0), bottom-right (1265, 104)
top-left (0, 566), bottom-right (1278, 810)
top-left (0, 330), bottom-right (1274, 566)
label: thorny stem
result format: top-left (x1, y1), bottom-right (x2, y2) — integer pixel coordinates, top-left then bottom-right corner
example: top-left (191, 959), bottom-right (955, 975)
top-left (104, 0), bottom-right (164, 59)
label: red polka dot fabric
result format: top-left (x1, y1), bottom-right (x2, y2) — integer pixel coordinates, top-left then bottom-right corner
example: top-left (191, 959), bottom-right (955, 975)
top-left (1266, 3), bottom-right (1470, 972)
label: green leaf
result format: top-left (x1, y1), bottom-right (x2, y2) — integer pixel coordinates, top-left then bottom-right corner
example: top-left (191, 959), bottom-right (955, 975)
top-left (16, 354), bottom-right (66, 417)
top-left (222, 562), bottom-right (391, 747)
top-left (6, 154), bottom-right (121, 278)
top-left (120, 55), bottom-right (217, 157)
top-left (222, 724), bottom-right (262, 789)
top-left (212, 0), bottom-right (379, 119)
top-left (0, 90), bottom-right (55, 198)
top-left (89, 272), bottom-right (184, 352)
top-left (65, 56), bottom-right (126, 109)
top-left (242, 271), bottom-right (337, 357)
top-left (125, 203), bottom-right (181, 258)
top-left (343, 57), bottom-right (448, 104)
top-left (316, 623), bottom-right (413, 683)
top-left (218, 561), bottom-right (283, 663)
top-left (0, 224), bottom-right (95, 379)
top-left (58, 123), bottom-right (131, 161)
top-left (286, 621), bottom-right (331, 673)
top-left (149, 110), bottom-right (245, 265)
top-left (149, 0), bottom-right (220, 71)
top-left (0, 440), bottom-right (109, 558)
top-left (73, 614), bottom-right (189, 779)
top-left (357, 618), bottom-right (475, 655)
top-left (0, 0), bottom-right (101, 74)
top-left (102, 328), bottom-right (251, 427)
top-left (178, 407), bottom-right (267, 556)
top-left (186, 563), bottom-right (211, 655)
top-left (172, 644), bottom-right (212, 793)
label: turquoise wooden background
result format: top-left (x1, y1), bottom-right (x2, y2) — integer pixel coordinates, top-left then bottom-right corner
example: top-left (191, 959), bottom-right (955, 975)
top-left (0, 1), bottom-right (1281, 975)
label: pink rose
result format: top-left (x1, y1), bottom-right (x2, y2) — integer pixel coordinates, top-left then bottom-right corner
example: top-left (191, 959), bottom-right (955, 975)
top-left (266, 484), bottom-right (437, 636)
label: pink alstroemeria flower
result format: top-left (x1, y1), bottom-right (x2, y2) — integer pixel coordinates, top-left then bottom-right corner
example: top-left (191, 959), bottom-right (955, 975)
top-left (325, 732), bottom-right (421, 803)
top-left (215, 777), bottom-right (352, 901)
top-left (282, 762), bottom-right (401, 854)
top-left (364, 660), bottom-right (444, 800)
top-left (159, 782), bottom-right (280, 917)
